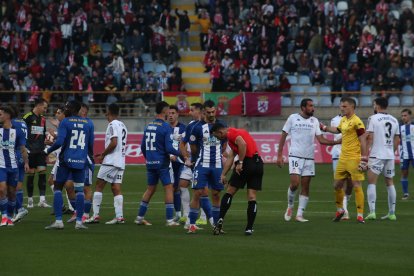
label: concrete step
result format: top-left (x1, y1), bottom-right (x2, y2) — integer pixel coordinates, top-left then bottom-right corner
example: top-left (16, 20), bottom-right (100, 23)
top-left (176, 35), bottom-right (201, 43)
top-left (171, 0), bottom-right (194, 5)
top-left (183, 76), bottom-right (210, 84)
top-left (179, 50), bottom-right (205, 62)
top-left (171, 4), bottom-right (195, 12)
top-left (185, 83), bottom-right (211, 92)
top-left (182, 72), bottom-right (209, 78)
top-left (180, 65), bottom-right (205, 73)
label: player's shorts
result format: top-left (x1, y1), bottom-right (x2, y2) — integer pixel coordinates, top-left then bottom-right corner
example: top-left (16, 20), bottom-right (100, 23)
top-left (54, 165), bottom-right (85, 185)
top-left (288, 156), bottom-right (315, 176)
top-left (147, 167), bottom-right (174, 186)
top-left (401, 159), bottom-right (414, 170)
top-left (171, 161), bottom-right (183, 188)
top-left (97, 165), bottom-right (124, 184)
top-left (192, 165), bottom-right (224, 191)
top-left (368, 158), bottom-right (395, 178)
top-left (18, 164), bottom-right (25, 183)
top-left (332, 158), bottom-right (339, 173)
top-left (229, 154), bottom-right (263, 190)
top-left (85, 168), bottom-right (94, 186)
top-left (0, 168), bottom-right (18, 187)
top-left (51, 162), bottom-right (58, 176)
top-left (334, 158), bottom-right (365, 181)
top-left (180, 165), bottom-right (192, 181)
top-left (28, 152), bottom-right (46, 169)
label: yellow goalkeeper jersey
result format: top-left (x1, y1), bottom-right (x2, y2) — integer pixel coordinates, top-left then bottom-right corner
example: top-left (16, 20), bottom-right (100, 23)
top-left (337, 114), bottom-right (365, 160)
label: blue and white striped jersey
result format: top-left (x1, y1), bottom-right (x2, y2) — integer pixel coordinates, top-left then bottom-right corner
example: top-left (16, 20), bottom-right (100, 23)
top-left (171, 122), bottom-right (186, 163)
top-left (189, 119), bottom-right (226, 168)
top-left (400, 123), bottom-right (414, 160)
top-left (11, 119), bottom-right (28, 166)
top-left (0, 126), bottom-right (26, 169)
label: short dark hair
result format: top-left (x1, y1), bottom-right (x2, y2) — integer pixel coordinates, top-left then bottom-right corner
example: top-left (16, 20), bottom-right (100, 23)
top-left (191, 102), bottom-right (203, 110)
top-left (34, 98), bottom-right (48, 107)
top-left (402, 108), bottom-right (412, 115)
top-left (9, 105), bottom-right (19, 118)
top-left (108, 103), bottom-right (120, 116)
top-left (81, 103), bottom-right (90, 111)
top-left (374, 97), bottom-right (388, 109)
top-left (340, 97), bottom-right (356, 108)
top-left (211, 122), bottom-right (226, 133)
top-left (169, 105), bottom-right (179, 112)
top-left (56, 105), bottom-right (65, 113)
top-left (300, 98), bottom-right (313, 108)
top-left (155, 101), bottom-right (170, 114)
top-left (0, 105), bottom-right (15, 119)
top-left (203, 100), bottom-right (215, 109)
top-left (64, 100), bottom-right (82, 117)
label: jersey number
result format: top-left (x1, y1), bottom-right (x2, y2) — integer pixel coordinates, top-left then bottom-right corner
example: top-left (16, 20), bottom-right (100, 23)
top-left (122, 128), bottom-right (127, 154)
top-left (145, 132), bottom-right (156, 150)
top-left (70, 130), bottom-right (86, 149)
top-left (385, 122), bottom-right (392, 144)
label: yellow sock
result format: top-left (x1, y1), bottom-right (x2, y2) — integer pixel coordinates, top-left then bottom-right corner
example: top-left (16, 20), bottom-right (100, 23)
top-left (354, 186), bottom-right (365, 215)
top-left (335, 189), bottom-right (345, 209)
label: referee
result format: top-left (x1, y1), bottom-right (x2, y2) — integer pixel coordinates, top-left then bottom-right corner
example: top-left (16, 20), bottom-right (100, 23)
top-left (211, 122), bottom-right (264, 235)
top-left (23, 98), bottom-right (50, 208)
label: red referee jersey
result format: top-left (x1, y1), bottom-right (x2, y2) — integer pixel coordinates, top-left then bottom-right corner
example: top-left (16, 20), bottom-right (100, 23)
top-left (227, 127), bottom-right (259, 158)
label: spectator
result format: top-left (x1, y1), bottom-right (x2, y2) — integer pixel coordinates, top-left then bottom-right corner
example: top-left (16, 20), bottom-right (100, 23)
top-left (175, 9), bottom-right (191, 51)
top-left (344, 73), bottom-right (360, 93)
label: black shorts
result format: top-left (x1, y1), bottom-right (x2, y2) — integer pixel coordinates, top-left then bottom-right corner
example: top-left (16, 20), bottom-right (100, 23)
top-left (28, 152), bottom-right (46, 169)
top-left (229, 154), bottom-right (264, 191)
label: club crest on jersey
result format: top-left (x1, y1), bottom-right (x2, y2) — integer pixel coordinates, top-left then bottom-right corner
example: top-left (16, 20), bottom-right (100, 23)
top-left (257, 96), bottom-right (268, 113)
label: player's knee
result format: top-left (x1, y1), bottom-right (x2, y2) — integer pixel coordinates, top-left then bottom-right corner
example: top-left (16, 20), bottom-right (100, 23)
top-left (53, 182), bottom-right (64, 191)
top-left (74, 183), bottom-right (84, 193)
top-left (111, 184), bottom-right (121, 195)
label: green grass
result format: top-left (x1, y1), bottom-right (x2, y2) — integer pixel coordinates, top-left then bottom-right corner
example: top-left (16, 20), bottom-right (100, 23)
top-left (1, 164), bottom-right (414, 275)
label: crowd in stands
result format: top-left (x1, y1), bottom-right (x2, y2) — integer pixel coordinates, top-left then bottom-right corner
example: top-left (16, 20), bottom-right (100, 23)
top-left (199, 0), bottom-right (414, 101)
top-left (0, 0), bottom-right (187, 115)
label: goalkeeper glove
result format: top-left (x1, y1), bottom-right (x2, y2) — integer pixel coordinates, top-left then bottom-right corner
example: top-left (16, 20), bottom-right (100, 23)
top-left (358, 156), bottom-right (368, 171)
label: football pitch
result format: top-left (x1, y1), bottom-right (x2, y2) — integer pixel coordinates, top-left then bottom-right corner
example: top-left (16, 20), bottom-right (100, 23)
top-left (1, 164), bottom-right (414, 275)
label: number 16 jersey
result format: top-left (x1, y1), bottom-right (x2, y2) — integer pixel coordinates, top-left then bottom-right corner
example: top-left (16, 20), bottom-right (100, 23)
top-left (103, 119), bottom-right (128, 169)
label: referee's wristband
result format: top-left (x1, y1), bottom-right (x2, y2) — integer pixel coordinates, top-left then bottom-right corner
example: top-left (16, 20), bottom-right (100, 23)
top-left (238, 161), bottom-right (243, 164)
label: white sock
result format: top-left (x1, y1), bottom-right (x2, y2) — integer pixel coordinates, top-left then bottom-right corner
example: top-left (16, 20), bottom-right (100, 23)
top-left (40, 195), bottom-right (46, 202)
top-left (180, 187), bottom-right (190, 217)
top-left (387, 185), bottom-right (396, 215)
top-left (287, 187), bottom-right (296, 208)
top-left (65, 190), bottom-right (72, 210)
top-left (343, 194), bottom-right (351, 212)
top-left (208, 217), bottom-right (214, 227)
top-left (367, 184), bottom-right (376, 213)
top-left (200, 208), bottom-right (206, 220)
top-left (50, 184), bottom-right (54, 192)
top-left (114, 195), bottom-right (123, 218)
top-left (296, 195), bottom-right (309, 217)
top-left (176, 211), bottom-right (182, 218)
top-left (92, 192), bottom-right (103, 217)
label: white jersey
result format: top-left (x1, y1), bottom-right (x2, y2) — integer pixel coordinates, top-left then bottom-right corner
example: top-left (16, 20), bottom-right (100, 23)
top-left (330, 115), bottom-right (343, 159)
top-left (367, 113), bottom-right (399, 159)
top-left (102, 119), bottom-right (128, 169)
top-left (400, 123), bottom-right (414, 159)
top-left (282, 113), bottom-right (321, 159)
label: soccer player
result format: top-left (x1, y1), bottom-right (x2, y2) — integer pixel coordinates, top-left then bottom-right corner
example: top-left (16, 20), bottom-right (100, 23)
top-left (23, 98), bottom-right (50, 208)
top-left (320, 97), bottom-right (368, 223)
top-left (399, 108), bottom-right (414, 200)
top-left (45, 100), bottom-right (94, 230)
top-left (0, 106), bottom-right (29, 226)
top-left (87, 103), bottom-right (127, 224)
top-left (168, 105), bottom-right (186, 221)
top-left (277, 98), bottom-right (339, 222)
top-left (10, 106), bottom-right (30, 223)
top-left (330, 114), bottom-right (353, 220)
top-left (211, 123), bottom-right (264, 235)
top-left (135, 101), bottom-right (184, 226)
top-left (186, 100), bottom-right (227, 233)
top-left (178, 102), bottom-right (208, 227)
top-left (365, 97), bottom-right (400, 221)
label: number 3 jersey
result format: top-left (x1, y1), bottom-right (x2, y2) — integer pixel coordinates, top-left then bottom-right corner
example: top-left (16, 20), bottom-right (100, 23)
top-left (48, 116), bottom-right (94, 170)
top-left (103, 119), bottom-right (128, 169)
top-left (366, 113), bottom-right (399, 159)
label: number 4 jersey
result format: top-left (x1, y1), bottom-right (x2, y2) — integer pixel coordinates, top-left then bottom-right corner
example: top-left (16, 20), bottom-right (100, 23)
top-left (367, 113), bottom-right (399, 160)
top-left (47, 116), bottom-right (94, 170)
top-left (103, 119), bottom-right (128, 169)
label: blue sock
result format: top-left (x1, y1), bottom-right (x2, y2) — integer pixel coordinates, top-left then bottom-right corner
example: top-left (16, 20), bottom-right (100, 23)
top-left (200, 196), bottom-right (212, 219)
top-left (70, 199), bottom-right (76, 210)
top-left (84, 199), bottom-right (92, 214)
top-left (138, 201), bottom-right (149, 217)
top-left (16, 190), bottom-right (23, 211)
top-left (7, 200), bottom-right (16, 219)
top-left (212, 205), bottom-right (220, 225)
top-left (401, 178), bottom-right (409, 194)
top-left (0, 197), bottom-right (7, 215)
top-left (76, 192), bottom-right (85, 222)
top-left (165, 203), bottom-right (174, 220)
top-left (53, 191), bottom-right (63, 220)
top-left (173, 191), bottom-right (181, 212)
top-left (189, 208), bottom-right (199, 224)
